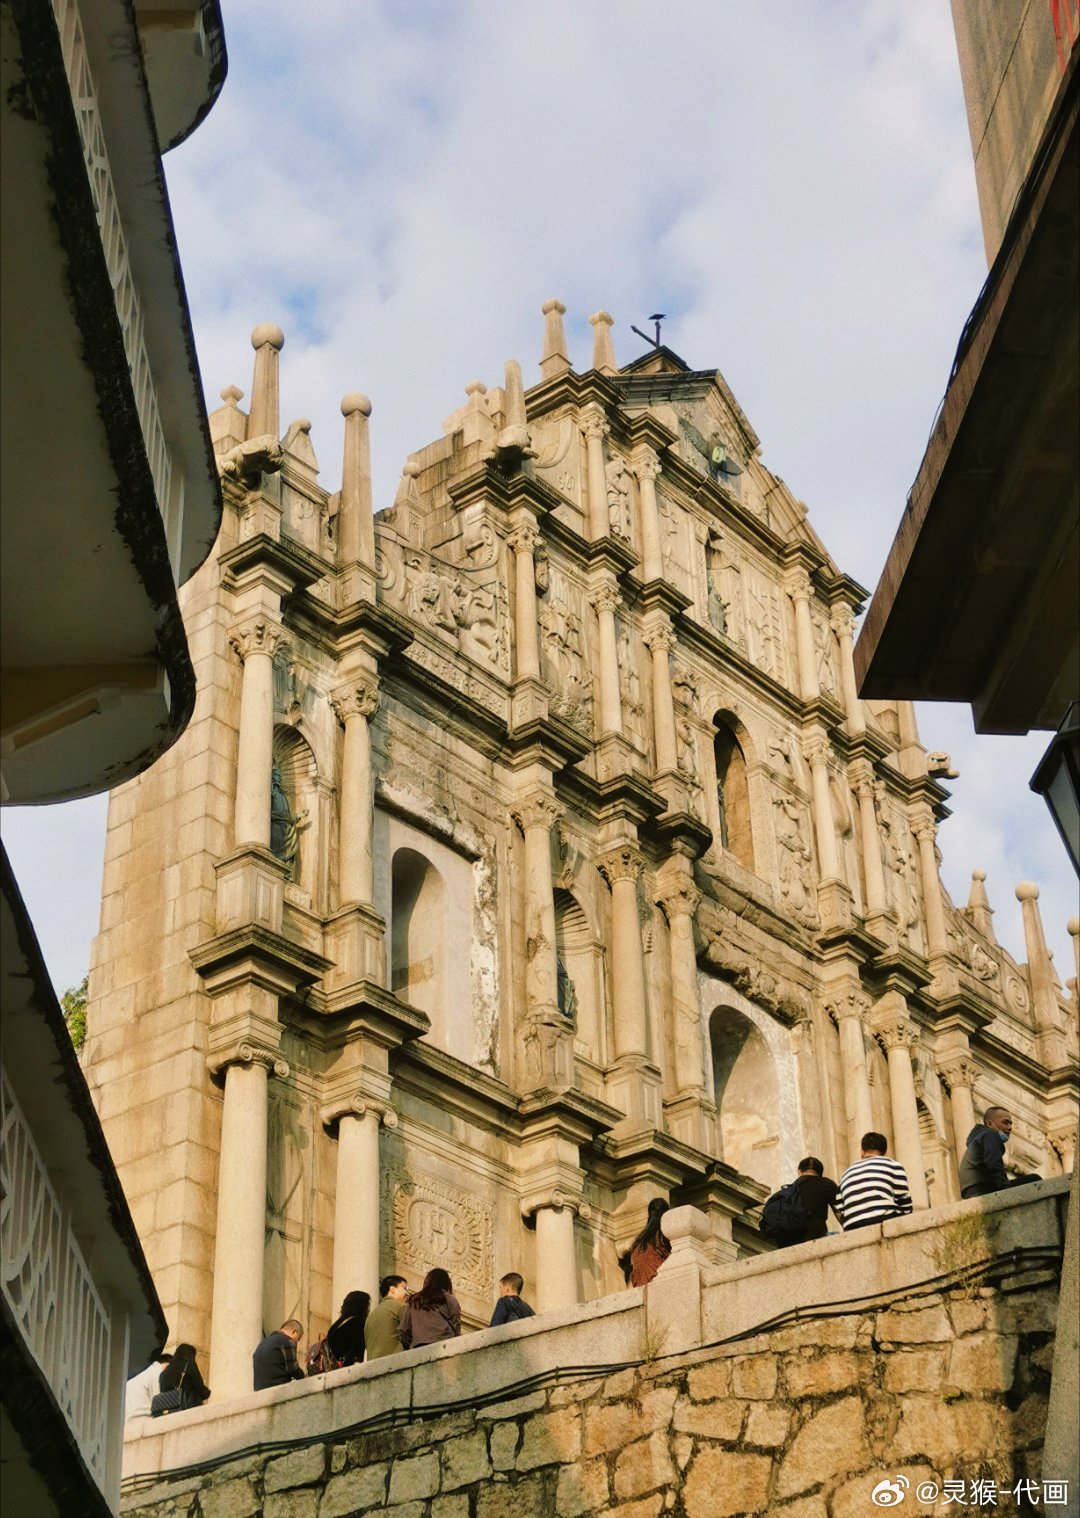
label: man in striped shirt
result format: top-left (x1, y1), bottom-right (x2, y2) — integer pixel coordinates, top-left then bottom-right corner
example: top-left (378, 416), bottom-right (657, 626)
top-left (837, 1132), bottom-right (913, 1230)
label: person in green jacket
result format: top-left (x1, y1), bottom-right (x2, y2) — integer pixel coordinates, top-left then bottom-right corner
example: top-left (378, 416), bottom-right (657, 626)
top-left (364, 1275), bottom-right (410, 1360)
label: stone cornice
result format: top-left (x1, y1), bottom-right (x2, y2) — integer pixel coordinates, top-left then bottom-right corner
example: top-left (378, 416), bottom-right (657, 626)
top-left (219, 532), bottom-right (327, 595)
top-left (302, 978), bottom-right (431, 1048)
top-left (189, 925), bottom-right (332, 997)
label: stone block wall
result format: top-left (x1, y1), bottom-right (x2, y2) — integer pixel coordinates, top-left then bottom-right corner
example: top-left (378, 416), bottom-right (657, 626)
top-left (119, 1182), bottom-right (1072, 1518)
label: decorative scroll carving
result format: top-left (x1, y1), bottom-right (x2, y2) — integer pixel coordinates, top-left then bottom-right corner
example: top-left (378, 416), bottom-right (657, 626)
top-left (386, 1166), bottom-right (494, 1299)
top-left (228, 616), bottom-right (289, 663)
top-left (0, 1066), bottom-right (111, 1485)
top-left (596, 845), bottom-right (645, 886)
top-left (772, 793), bottom-right (819, 929)
top-left (531, 415), bottom-right (582, 505)
top-left (330, 680), bottom-right (380, 724)
top-left (207, 1042), bottom-right (291, 1081)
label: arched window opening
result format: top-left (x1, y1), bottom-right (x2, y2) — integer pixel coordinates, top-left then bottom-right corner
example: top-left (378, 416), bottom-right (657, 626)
top-left (710, 1007), bottom-right (779, 1189)
top-left (554, 889), bottom-right (604, 1067)
top-left (917, 1101), bottom-right (950, 1206)
top-left (391, 848), bottom-right (448, 1049)
top-left (713, 719), bottom-right (753, 870)
top-left (272, 727), bottom-right (317, 895)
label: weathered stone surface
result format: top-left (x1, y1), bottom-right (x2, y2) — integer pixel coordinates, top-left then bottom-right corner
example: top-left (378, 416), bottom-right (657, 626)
top-left (831, 1466), bottom-right (938, 1518)
top-left (770, 1497), bottom-right (828, 1518)
top-left (263, 1446), bottom-right (326, 1492)
top-left (441, 1428), bottom-right (491, 1489)
top-left (882, 1347), bottom-right (947, 1393)
top-left (263, 1491), bottom-right (319, 1518)
top-left (683, 1448), bottom-right (772, 1518)
top-left (489, 1421), bottom-right (519, 1470)
top-left (517, 1407), bottom-right (582, 1471)
top-left (686, 1359), bottom-right (731, 1401)
top-left (478, 1392), bottom-right (547, 1421)
top-left (891, 1397), bottom-right (958, 1465)
top-left (198, 1478), bottom-right (261, 1518)
top-left (431, 1496), bottom-right (471, 1518)
top-left (549, 1377), bottom-right (606, 1407)
top-left (583, 1388), bottom-right (677, 1455)
top-left (776, 1397), bottom-right (867, 1497)
top-left (554, 1456), bottom-right (609, 1517)
top-left (946, 1332), bottom-right (1018, 1391)
top-left (672, 1397), bottom-right (744, 1440)
top-left (475, 1475), bottom-right (550, 1518)
top-left (602, 1368), bottom-right (638, 1399)
top-left (606, 1498), bottom-right (663, 1518)
top-left (613, 1431), bottom-right (676, 1500)
top-left (745, 1402), bottom-right (790, 1448)
top-left (387, 1451), bottom-right (440, 1504)
top-left (318, 1464), bottom-right (389, 1518)
top-left (874, 1305), bottom-right (951, 1344)
top-left (783, 1351), bottom-right (864, 1398)
top-left (674, 1433), bottom-right (694, 1470)
top-left (731, 1354), bottom-right (777, 1399)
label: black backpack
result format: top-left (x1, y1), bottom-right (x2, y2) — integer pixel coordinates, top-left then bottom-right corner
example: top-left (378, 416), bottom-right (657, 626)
top-left (759, 1180), bottom-right (811, 1243)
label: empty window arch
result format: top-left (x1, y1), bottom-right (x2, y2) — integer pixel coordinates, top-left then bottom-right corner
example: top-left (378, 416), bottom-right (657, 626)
top-left (391, 848), bottom-right (449, 1050)
top-left (713, 718), bottom-right (753, 870)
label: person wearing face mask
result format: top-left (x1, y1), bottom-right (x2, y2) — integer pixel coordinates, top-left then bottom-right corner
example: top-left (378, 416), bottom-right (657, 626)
top-left (959, 1107), bottom-right (1041, 1198)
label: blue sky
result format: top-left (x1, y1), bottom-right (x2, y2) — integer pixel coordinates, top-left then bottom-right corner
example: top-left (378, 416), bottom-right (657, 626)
top-left (3, 0), bottom-right (1076, 991)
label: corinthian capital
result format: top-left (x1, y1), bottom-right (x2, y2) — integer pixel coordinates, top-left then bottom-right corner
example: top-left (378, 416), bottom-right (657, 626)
top-left (511, 791), bottom-right (564, 834)
top-left (581, 404), bottom-right (610, 443)
top-left (824, 991), bottom-right (870, 1025)
top-left (631, 448), bottom-right (661, 483)
top-left (803, 738), bottom-right (831, 770)
top-left (207, 1041), bottom-right (291, 1081)
top-left (829, 604), bottom-right (855, 640)
top-left (596, 844), bottom-right (645, 886)
top-left (507, 521), bottom-right (539, 556)
top-left (330, 679), bottom-right (380, 724)
top-left (784, 566), bottom-right (812, 603)
top-left (937, 1057), bottom-right (979, 1092)
top-left (589, 583), bottom-right (622, 616)
top-left (643, 622), bottom-right (677, 654)
top-left (227, 615), bottom-right (289, 663)
top-left (913, 817), bottom-right (937, 847)
top-left (876, 1017), bottom-right (919, 1054)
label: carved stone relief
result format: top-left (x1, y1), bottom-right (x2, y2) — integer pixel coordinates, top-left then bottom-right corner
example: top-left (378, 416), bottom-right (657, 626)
top-left (539, 572), bottom-right (592, 731)
top-left (812, 612), bottom-right (838, 697)
top-left (605, 454), bottom-right (634, 542)
top-left (384, 1166), bottom-right (494, 1300)
top-left (531, 415), bottom-right (582, 508)
top-left (744, 570), bottom-right (785, 682)
top-left (772, 792), bottom-right (818, 929)
top-left (377, 532), bottom-right (510, 675)
top-left (706, 531), bottom-right (746, 650)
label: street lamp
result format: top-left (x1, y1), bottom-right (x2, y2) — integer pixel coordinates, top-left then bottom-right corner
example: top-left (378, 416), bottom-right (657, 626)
top-left (1030, 701), bottom-right (1080, 875)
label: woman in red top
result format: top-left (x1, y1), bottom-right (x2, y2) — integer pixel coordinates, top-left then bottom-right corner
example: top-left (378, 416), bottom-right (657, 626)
top-left (621, 1197), bottom-right (671, 1286)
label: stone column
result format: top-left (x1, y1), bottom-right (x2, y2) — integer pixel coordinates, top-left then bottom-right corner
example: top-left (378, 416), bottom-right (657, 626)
top-left (248, 323), bottom-right (284, 440)
top-left (534, 1202), bottom-right (580, 1313)
top-left (324, 1097), bottom-right (397, 1306)
top-left (228, 616), bottom-right (288, 848)
top-left (851, 761), bottom-right (888, 917)
top-left (655, 876), bottom-right (706, 1097)
top-left (508, 520), bottom-right (541, 681)
top-left (913, 812), bottom-right (949, 960)
top-left (939, 1056), bottom-right (979, 1172)
top-left (331, 678), bottom-right (379, 906)
top-left (597, 846), bottom-right (649, 1061)
top-left (208, 1043), bottom-right (289, 1398)
top-left (830, 604), bottom-right (865, 735)
top-left (582, 405), bottom-right (611, 541)
top-left (787, 567), bottom-right (820, 702)
top-left (511, 791), bottom-right (570, 1089)
top-left (632, 448), bottom-right (664, 583)
top-left (643, 620), bottom-right (679, 773)
top-left (338, 393), bottom-right (374, 569)
top-left (590, 583), bottom-right (624, 737)
top-left (828, 994), bottom-right (874, 1150)
top-left (875, 1009), bottom-right (929, 1209)
top-left (805, 739), bottom-right (841, 882)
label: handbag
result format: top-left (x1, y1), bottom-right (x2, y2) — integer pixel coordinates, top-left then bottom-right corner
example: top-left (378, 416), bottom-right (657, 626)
top-left (150, 1367), bottom-right (187, 1416)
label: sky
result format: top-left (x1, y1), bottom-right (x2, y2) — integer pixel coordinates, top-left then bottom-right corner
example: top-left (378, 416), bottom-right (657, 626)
top-left (2, 0), bottom-right (1076, 992)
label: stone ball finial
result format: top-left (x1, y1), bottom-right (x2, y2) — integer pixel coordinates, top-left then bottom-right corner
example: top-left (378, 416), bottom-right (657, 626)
top-left (403, 460), bottom-right (422, 479)
top-left (220, 385), bottom-right (244, 404)
top-left (294, 418), bottom-right (312, 433)
top-left (972, 868), bottom-right (986, 881)
top-left (589, 309), bottom-right (614, 326)
top-left (465, 380), bottom-right (487, 397)
top-left (341, 393), bottom-right (371, 417)
top-left (1067, 917), bottom-right (1079, 937)
top-left (542, 297), bottom-right (566, 316)
top-left (1015, 881), bottom-right (1040, 901)
top-left (251, 322), bottom-right (285, 350)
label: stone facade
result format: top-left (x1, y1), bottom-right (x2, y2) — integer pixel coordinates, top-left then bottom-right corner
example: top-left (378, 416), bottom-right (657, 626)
top-left (118, 1185), bottom-right (1071, 1517)
top-left (82, 307), bottom-right (1079, 1397)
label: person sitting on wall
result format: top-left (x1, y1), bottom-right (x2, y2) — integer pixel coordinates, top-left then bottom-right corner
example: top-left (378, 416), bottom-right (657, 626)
top-left (397, 1269), bottom-right (461, 1349)
top-left (793, 1156), bottom-right (842, 1240)
top-left (837, 1133), bottom-right (913, 1231)
top-left (489, 1271), bottom-right (535, 1327)
top-left (253, 1320), bottom-right (306, 1391)
top-left (760, 1157), bottom-right (841, 1248)
top-left (154, 1342), bottom-right (211, 1414)
top-left (619, 1197), bottom-right (672, 1286)
top-left (959, 1107), bottom-right (1041, 1199)
top-left (125, 1351), bottom-right (172, 1420)
top-left (325, 1290), bottom-right (370, 1367)
top-left (365, 1276), bottom-right (410, 1360)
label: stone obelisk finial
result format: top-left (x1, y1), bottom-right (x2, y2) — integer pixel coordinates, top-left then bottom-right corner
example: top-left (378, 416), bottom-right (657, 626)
top-left (1016, 882), bottom-right (1068, 1063)
top-left (247, 323), bottom-right (285, 440)
top-left (495, 359), bottom-right (533, 466)
top-left (966, 869), bottom-right (996, 942)
top-left (339, 393), bottom-right (374, 569)
top-left (540, 299), bottom-right (570, 380)
top-left (588, 310), bottom-right (617, 375)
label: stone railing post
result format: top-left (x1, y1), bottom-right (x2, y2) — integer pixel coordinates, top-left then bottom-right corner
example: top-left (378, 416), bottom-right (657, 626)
top-left (830, 603), bottom-right (865, 735)
top-left (508, 519), bottom-right (541, 681)
top-left (323, 1096), bottom-right (397, 1306)
top-left (582, 405), bottom-right (611, 541)
top-left (331, 678), bottom-right (379, 906)
top-left (228, 616), bottom-right (289, 848)
top-left (643, 619), bottom-right (679, 773)
top-left (590, 582), bottom-right (625, 737)
top-left (786, 567), bottom-right (820, 702)
top-left (648, 1205), bottom-right (711, 1355)
top-left (207, 1043), bottom-right (289, 1398)
top-left (632, 448), bottom-right (664, 583)
top-left (874, 1002), bottom-right (929, 1209)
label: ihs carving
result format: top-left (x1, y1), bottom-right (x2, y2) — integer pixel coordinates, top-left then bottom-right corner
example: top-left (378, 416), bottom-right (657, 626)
top-left (385, 1168), bottom-right (493, 1300)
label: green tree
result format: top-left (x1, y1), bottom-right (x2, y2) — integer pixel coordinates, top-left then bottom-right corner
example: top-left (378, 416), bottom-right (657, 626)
top-left (61, 974), bottom-right (89, 1051)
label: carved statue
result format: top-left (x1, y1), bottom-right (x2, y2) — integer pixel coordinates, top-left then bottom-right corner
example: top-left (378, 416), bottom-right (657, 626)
top-left (707, 572), bottom-right (727, 635)
top-left (605, 456), bottom-right (633, 540)
top-left (773, 794), bottom-right (818, 929)
top-left (270, 767), bottom-right (308, 879)
top-left (556, 956), bottom-right (578, 1023)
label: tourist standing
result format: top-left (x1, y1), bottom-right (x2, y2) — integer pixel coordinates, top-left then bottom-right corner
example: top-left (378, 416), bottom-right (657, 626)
top-left (837, 1134), bottom-right (913, 1230)
top-left (398, 1269), bottom-right (461, 1348)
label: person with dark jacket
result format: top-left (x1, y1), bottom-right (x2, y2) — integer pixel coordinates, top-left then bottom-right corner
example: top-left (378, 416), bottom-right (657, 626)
top-left (156, 1343), bottom-right (210, 1412)
top-left (793, 1157), bottom-right (841, 1241)
top-left (619, 1198), bottom-right (671, 1287)
top-left (489, 1272), bottom-right (535, 1327)
top-left (959, 1107), bottom-right (1040, 1198)
top-left (253, 1320), bottom-right (305, 1390)
top-left (398, 1269), bottom-right (461, 1348)
top-left (325, 1290), bottom-right (370, 1367)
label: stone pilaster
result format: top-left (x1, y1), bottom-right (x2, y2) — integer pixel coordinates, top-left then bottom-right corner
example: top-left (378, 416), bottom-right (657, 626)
top-left (655, 866), bottom-right (714, 1153)
top-left (597, 843), bottom-right (656, 1128)
top-left (330, 677), bottom-right (380, 907)
top-left (873, 998), bottom-right (929, 1209)
top-left (206, 1041), bottom-right (290, 1399)
top-left (786, 567), bottom-right (820, 702)
top-left (826, 992), bottom-right (874, 1151)
top-left (322, 1093), bottom-right (398, 1306)
top-left (589, 581), bottom-right (624, 738)
top-left (912, 810), bottom-right (949, 962)
top-left (938, 1055), bottom-right (979, 1176)
top-left (830, 604), bottom-right (865, 736)
top-left (228, 614), bottom-right (289, 849)
top-left (643, 618), bottom-right (679, 775)
top-left (850, 759), bottom-right (892, 941)
top-left (632, 448), bottom-right (664, 583)
top-left (508, 518), bottom-right (541, 681)
top-left (337, 393), bottom-right (376, 601)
